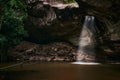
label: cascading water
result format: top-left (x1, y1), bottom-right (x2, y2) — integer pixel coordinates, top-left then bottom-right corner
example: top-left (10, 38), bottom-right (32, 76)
top-left (72, 16), bottom-right (100, 65)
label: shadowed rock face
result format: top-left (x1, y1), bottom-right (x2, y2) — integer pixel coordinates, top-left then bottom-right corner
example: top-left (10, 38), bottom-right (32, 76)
top-left (23, 0), bottom-right (120, 62)
top-left (8, 41), bottom-right (77, 62)
top-left (75, 0), bottom-right (120, 40)
top-left (25, 0), bottom-right (120, 45)
top-left (25, 1), bottom-right (82, 45)
top-left (76, 0), bottom-right (113, 8)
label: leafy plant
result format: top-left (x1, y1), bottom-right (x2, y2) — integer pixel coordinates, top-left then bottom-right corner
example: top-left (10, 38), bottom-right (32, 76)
top-left (0, 0), bottom-right (28, 62)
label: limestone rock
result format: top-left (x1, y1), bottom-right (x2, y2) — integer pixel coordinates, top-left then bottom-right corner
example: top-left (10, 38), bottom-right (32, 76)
top-left (25, 2), bottom-right (82, 45)
top-left (8, 41), bottom-right (77, 62)
top-left (75, 0), bottom-right (120, 40)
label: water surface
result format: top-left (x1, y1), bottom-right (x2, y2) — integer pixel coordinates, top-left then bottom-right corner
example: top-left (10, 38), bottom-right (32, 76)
top-left (0, 63), bottom-right (120, 80)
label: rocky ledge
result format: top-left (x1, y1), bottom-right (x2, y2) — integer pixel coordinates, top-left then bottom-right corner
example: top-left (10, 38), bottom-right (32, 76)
top-left (8, 0), bottom-right (120, 63)
top-left (8, 41), bottom-right (77, 62)
top-left (8, 40), bottom-right (120, 63)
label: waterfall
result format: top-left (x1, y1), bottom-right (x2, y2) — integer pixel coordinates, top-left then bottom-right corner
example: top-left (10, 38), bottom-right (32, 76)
top-left (72, 16), bottom-right (100, 65)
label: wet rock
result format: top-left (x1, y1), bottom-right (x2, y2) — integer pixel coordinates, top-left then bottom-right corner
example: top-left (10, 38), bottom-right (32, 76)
top-left (8, 41), bottom-right (77, 62)
top-left (75, 0), bottom-right (120, 40)
top-left (24, 1), bottom-right (82, 45)
top-left (23, 1), bottom-right (120, 62)
top-left (25, 0), bottom-right (120, 46)
top-left (76, 0), bottom-right (113, 8)
top-left (8, 40), bottom-right (120, 62)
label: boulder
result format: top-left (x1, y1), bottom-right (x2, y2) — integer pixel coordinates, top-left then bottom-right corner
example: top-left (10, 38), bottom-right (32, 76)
top-left (25, 1), bottom-right (82, 45)
top-left (75, 0), bottom-right (120, 40)
top-left (25, 0), bottom-right (120, 45)
top-left (23, 0), bottom-right (120, 62)
top-left (8, 41), bottom-right (77, 62)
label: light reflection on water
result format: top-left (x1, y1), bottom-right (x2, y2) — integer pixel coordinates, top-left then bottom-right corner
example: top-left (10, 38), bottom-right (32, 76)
top-left (0, 63), bottom-right (120, 80)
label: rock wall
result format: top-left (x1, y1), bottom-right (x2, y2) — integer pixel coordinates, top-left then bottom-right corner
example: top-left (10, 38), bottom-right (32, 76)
top-left (25, 0), bottom-right (120, 44)
top-left (22, 0), bottom-right (120, 62)
top-left (25, 1), bottom-right (82, 45)
top-left (75, 0), bottom-right (120, 40)
top-left (8, 41), bottom-right (77, 62)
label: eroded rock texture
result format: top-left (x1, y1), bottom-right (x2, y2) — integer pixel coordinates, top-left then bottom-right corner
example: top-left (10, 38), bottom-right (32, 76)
top-left (25, 1), bottom-right (82, 45)
top-left (25, 0), bottom-right (120, 45)
top-left (23, 0), bottom-right (120, 62)
top-left (76, 0), bottom-right (120, 40)
top-left (8, 41), bottom-right (77, 62)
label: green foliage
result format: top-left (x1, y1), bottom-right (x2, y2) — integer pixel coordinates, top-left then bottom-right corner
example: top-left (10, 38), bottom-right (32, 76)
top-left (64, 0), bottom-right (75, 3)
top-left (0, 0), bottom-right (28, 48)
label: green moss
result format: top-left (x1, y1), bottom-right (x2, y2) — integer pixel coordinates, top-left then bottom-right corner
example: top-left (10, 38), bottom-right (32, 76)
top-left (64, 0), bottom-right (75, 3)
